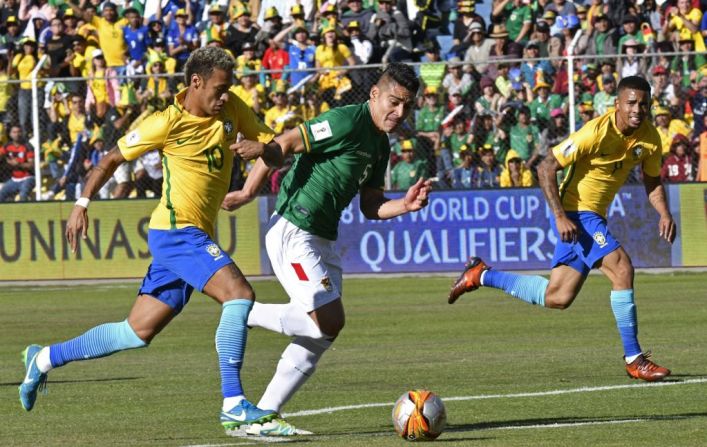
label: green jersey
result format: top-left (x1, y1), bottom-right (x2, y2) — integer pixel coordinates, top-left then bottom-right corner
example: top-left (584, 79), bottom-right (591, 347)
top-left (276, 102), bottom-right (390, 240)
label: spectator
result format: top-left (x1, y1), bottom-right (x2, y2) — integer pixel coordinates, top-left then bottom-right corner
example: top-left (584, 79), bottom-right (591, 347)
top-left (391, 139), bottom-right (426, 190)
top-left (368, 0), bottom-right (414, 63)
top-left (10, 37), bottom-right (42, 136)
top-left (200, 4), bottom-right (235, 49)
top-left (74, 1), bottom-right (128, 78)
top-left (416, 85), bottom-right (444, 155)
top-left (167, 8), bottom-right (199, 71)
top-left (43, 17), bottom-right (73, 78)
top-left (451, 1), bottom-right (484, 54)
top-left (235, 42), bottom-right (263, 78)
top-left (138, 53), bottom-right (174, 110)
top-left (472, 144), bottom-right (502, 188)
top-left (123, 7), bottom-right (149, 73)
top-left (538, 107), bottom-right (570, 165)
top-left (42, 133), bottom-right (87, 201)
top-left (661, 134), bottom-right (694, 182)
top-left (528, 80), bottom-right (564, 127)
top-left (443, 56), bottom-right (474, 97)
top-left (545, 0), bottom-right (578, 17)
top-left (134, 149), bottom-right (163, 198)
top-left (342, 0), bottom-right (374, 37)
top-left (691, 71), bottom-right (707, 136)
top-left (66, 92), bottom-right (87, 144)
top-left (264, 80), bottom-right (302, 134)
top-left (653, 105), bottom-right (693, 156)
top-left (520, 40), bottom-right (554, 90)
top-left (419, 41), bottom-right (445, 90)
top-left (231, 68), bottom-right (266, 115)
top-left (0, 124), bottom-right (35, 201)
top-left (62, 8), bottom-right (78, 37)
top-left (314, 26), bottom-right (356, 104)
top-left (230, 4), bottom-right (259, 55)
top-left (593, 74), bottom-right (617, 116)
top-left (651, 64), bottom-right (675, 106)
top-left (475, 76), bottom-right (503, 116)
top-left (508, 105), bottom-right (540, 163)
top-left (665, 0), bottom-right (705, 52)
top-left (577, 101), bottom-right (596, 128)
top-left (301, 84), bottom-right (330, 121)
top-left (491, 0), bottom-right (533, 45)
top-left (275, 23), bottom-right (316, 87)
top-left (463, 22), bottom-right (494, 76)
top-left (617, 15), bottom-right (645, 53)
top-left (533, 21), bottom-right (551, 58)
top-left (670, 31), bottom-right (706, 89)
top-left (580, 12), bottom-right (617, 59)
top-left (499, 149), bottom-right (534, 187)
top-left (451, 146), bottom-right (475, 189)
top-left (262, 31), bottom-right (289, 83)
top-left (87, 49), bottom-right (110, 122)
top-left (346, 20), bottom-right (374, 65)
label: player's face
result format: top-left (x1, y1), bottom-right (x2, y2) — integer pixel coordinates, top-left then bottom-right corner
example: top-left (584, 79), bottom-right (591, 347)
top-left (615, 87), bottom-right (650, 132)
top-left (198, 68), bottom-right (232, 116)
top-left (370, 81), bottom-right (415, 132)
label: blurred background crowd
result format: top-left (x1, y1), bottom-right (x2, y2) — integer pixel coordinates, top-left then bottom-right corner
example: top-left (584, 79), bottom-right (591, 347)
top-left (0, 0), bottom-right (706, 202)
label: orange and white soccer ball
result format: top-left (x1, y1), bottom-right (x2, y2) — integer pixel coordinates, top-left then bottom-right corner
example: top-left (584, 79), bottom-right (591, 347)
top-left (392, 389), bottom-right (447, 441)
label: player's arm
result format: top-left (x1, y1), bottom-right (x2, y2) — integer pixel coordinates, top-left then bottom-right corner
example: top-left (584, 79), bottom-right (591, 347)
top-left (537, 150), bottom-right (577, 243)
top-left (643, 174), bottom-right (676, 244)
top-left (65, 147), bottom-right (126, 252)
top-left (359, 178), bottom-right (432, 220)
top-left (222, 127), bottom-right (305, 211)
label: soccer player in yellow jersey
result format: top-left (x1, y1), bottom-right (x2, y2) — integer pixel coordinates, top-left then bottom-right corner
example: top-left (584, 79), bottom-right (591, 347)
top-left (449, 76), bottom-right (676, 382)
top-left (18, 47), bottom-right (285, 435)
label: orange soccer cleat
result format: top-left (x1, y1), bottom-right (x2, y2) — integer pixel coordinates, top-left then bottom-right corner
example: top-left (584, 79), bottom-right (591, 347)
top-left (625, 352), bottom-right (671, 382)
top-left (448, 257), bottom-right (490, 304)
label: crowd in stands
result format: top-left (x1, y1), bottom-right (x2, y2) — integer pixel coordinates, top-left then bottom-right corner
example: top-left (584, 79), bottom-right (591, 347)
top-left (0, 0), bottom-right (706, 202)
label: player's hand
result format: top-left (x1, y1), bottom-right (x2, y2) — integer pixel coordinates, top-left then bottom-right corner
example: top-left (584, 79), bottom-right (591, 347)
top-left (658, 213), bottom-right (676, 244)
top-left (221, 190), bottom-right (253, 211)
top-left (66, 205), bottom-right (89, 253)
top-left (403, 178), bottom-right (433, 212)
top-left (231, 139), bottom-right (265, 160)
top-left (555, 214), bottom-right (578, 243)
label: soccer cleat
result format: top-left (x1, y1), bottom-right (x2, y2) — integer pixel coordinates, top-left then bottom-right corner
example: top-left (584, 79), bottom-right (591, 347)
top-left (625, 352), bottom-right (671, 382)
top-left (221, 399), bottom-right (277, 432)
top-left (245, 417), bottom-right (313, 436)
top-left (19, 344), bottom-right (48, 411)
top-left (448, 257), bottom-right (490, 304)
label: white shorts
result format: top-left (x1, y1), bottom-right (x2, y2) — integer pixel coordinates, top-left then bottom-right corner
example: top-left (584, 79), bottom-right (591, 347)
top-left (265, 214), bottom-right (342, 312)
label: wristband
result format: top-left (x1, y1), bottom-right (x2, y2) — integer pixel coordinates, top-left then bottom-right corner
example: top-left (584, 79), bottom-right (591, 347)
top-left (75, 197), bottom-right (90, 208)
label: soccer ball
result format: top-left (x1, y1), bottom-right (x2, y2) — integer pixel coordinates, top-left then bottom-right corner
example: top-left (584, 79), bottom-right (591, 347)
top-left (392, 389), bottom-right (447, 441)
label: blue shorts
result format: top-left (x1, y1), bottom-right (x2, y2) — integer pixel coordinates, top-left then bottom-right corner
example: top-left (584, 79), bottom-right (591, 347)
top-left (138, 227), bottom-right (233, 313)
top-left (550, 211), bottom-right (621, 276)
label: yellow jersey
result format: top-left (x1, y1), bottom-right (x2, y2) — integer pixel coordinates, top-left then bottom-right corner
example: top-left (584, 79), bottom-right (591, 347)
top-left (230, 84), bottom-right (265, 109)
top-left (12, 54), bottom-right (38, 90)
top-left (68, 112), bottom-right (86, 143)
top-left (117, 89), bottom-right (275, 237)
top-left (264, 105), bottom-right (302, 134)
top-left (553, 112), bottom-right (662, 217)
top-left (90, 16), bottom-right (128, 67)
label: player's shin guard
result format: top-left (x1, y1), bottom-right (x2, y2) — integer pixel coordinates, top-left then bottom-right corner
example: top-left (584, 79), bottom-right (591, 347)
top-left (610, 289), bottom-right (642, 358)
top-left (257, 336), bottom-right (332, 413)
top-left (216, 299), bottom-right (253, 398)
top-left (49, 319), bottom-right (147, 368)
top-left (483, 270), bottom-right (549, 306)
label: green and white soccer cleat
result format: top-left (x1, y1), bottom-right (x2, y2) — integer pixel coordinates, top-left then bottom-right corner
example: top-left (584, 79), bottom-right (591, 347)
top-left (19, 344), bottom-right (48, 411)
top-left (245, 418), bottom-right (313, 436)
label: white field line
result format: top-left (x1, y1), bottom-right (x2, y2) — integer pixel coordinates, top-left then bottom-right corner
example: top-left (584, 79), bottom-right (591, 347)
top-left (283, 377), bottom-right (707, 418)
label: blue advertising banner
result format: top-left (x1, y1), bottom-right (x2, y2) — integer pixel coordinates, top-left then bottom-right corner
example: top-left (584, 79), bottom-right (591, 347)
top-left (262, 185), bottom-right (672, 274)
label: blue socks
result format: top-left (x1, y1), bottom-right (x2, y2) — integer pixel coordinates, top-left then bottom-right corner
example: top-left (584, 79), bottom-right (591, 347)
top-left (216, 299), bottom-right (253, 399)
top-left (483, 270), bottom-right (549, 306)
top-left (610, 289), bottom-right (642, 358)
top-left (49, 319), bottom-right (147, 368)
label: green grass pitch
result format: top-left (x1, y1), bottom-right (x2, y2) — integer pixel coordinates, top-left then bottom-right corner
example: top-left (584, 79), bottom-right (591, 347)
top-left (2, 273), bottom-right (706, 446)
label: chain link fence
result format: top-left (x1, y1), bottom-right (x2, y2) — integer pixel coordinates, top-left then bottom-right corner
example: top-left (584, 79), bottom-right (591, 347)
top-left (0, 51), bottom-right (705, 203)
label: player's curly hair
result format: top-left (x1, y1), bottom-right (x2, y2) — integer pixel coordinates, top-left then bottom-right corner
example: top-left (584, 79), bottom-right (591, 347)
top-left (618, 76), bottom-right (651, 94)
top-left (378, 63), bottom-right (420, 95)
top-left (183, 47), bottom-right (235, 86)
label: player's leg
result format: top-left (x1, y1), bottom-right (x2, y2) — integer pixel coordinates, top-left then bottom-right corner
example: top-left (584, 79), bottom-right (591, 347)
top-left (19, 293), bottom-right (171, 412)
top-left (598, 247), bottom-right (670, 381)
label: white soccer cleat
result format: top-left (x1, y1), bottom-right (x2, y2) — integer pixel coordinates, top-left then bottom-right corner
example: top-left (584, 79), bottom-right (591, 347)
top-left (245, 418), bottom-right (313, 436)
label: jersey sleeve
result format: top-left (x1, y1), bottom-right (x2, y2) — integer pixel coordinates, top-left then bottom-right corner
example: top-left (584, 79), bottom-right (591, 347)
top-left (642, 130), bottom-right (663, 178)
top-left (551, 118), bottom-right (599, 167)
top-left (231, 93), bottom-right (275, 143)
top-left (117, 109), bottom-right (170, 161)
top-left (298, 107), bottom-right (355, 155)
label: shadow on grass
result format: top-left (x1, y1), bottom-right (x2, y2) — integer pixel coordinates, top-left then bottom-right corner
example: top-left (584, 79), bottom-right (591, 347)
top-left (0, 376), bottom-right (142, 387)
top-left (447, 412), bottom-right (707, 432)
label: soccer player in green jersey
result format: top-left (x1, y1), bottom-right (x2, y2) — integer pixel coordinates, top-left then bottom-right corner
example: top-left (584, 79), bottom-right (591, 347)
top-left (222, 63), bottom-right (432, 436)
top-left (19, 47), bottom-right (284, 434)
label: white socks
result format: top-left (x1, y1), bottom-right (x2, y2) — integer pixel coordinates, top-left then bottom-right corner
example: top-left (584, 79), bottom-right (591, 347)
top-left (257, 337), bottom-right (331, 413)
top-left (36, 347), bottom-right (53, 373)
top-left (625, 353), bottom-right (641, 364)
top-left (248, 302), bottom-right (326, 339)
top-left (222, 395), bottom-right (245, 412)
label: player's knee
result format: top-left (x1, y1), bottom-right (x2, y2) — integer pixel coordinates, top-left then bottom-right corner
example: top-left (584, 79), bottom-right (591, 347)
top-left (544, 288), bottom-right (575, 310)
top-left (221, 278), bottom-right (256, 301)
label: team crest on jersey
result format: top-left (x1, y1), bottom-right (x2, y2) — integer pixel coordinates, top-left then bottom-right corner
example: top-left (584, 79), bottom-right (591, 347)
top-left (321, 277), bottom-right (332, 292)
top-left (224, 120), bottom-right (234, 135)
top-left (593, 232), bottom-right (608, 248)
top-left (632, 145), bottom-right (644, 160)
top-left (206, 244), bottom-right (223, 260)
top-left (126, 130), bottom-right (140, 146)
top-left (311, 120), bottom-right (333, 141)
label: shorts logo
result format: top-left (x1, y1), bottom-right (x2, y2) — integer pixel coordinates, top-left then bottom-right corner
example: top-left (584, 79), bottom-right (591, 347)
top-left (593, 232), bottom-right (608, 248)
top-left (126, 131), bottom-right (140, 146)
top-left (321, 277), bottom-right (332, 292)
top-left (311, 120), bottom-right (332, 141)
top-left (206, 243), bottom-right (224, 261)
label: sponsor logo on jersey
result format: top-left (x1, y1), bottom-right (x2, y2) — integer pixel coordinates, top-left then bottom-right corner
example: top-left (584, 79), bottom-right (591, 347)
top-left (311, 120), bottom-right (333, 141)
top-left (206, 243), bottom-right (223, 260)
top-left (224, 120), bottom-right (234, 135)
top-left (126, 131), bottom-right (140, 146)
top-left (593, 231), bottom-right (608, 248)
top-left (321, 277), bottom-right (332, 292)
